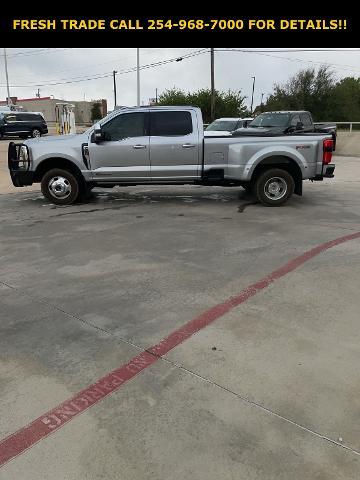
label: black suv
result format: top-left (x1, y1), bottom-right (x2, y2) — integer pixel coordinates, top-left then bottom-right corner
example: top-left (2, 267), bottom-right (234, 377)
top-left (0, 111), bottom-right (48, 139)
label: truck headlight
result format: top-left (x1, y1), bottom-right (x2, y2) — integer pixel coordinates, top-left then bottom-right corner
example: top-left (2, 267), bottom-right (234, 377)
top-left (18, 145), bottom-right (29, 170)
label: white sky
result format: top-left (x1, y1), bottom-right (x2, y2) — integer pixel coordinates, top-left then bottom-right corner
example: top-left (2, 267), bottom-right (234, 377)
top-left (1, 48), bottom-right (360, 110)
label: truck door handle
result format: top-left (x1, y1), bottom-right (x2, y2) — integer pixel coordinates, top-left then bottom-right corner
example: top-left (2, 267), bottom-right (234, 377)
top-left (182, 143), bottom-right (195, 148)
top-left (133, 144), bottom-right (147, 149)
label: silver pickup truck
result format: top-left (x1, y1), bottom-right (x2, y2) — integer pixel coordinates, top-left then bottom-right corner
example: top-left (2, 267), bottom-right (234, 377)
top-left (8, 106), bottom-right (335, 207)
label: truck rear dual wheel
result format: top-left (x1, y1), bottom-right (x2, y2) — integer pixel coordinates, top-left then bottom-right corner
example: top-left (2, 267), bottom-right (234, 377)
top-left (253, 168), bottom-right (295, 206)
top-left (41, 168), bottom-right (80, 205)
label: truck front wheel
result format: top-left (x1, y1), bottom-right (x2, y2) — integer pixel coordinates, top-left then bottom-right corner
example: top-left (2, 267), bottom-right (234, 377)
top-left (253, 168), bottom-right (295, 206)
top-left (41, 168), bottom-right (80, 205)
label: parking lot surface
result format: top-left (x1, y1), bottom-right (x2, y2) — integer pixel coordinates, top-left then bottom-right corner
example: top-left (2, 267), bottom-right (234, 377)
top-left (0, 136), bottom-right (360, 479)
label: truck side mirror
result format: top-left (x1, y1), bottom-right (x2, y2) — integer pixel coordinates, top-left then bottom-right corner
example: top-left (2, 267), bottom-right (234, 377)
top-left (92, 123), bottom-right (104, 143)
top-left (296, 121), bottom-right (304, 130)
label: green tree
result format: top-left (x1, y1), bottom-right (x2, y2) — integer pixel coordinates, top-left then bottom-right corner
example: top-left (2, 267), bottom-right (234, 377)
top-left (91, 102), bottom-right (102, 122)
top-left (157, 88), bottom-right (188, 106)
top-left (158, 88), bottom-right (247, 123)
top-left (265, 66), bottom-right (336, 121)
top-left (331, 77), bottom-right (360, 121)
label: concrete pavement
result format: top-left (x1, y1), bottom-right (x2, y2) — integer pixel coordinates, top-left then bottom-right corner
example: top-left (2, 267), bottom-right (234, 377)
top-left (0, 146), bottom-right (360, 478)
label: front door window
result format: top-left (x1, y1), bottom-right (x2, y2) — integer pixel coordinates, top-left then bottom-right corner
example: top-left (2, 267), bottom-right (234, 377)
top-left (102, 112), bottom-right (147, 141)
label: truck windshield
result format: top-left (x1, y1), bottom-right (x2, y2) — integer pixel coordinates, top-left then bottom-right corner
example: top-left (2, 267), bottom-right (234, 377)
top-left (206, 120), bottom-right (238, 131)
top-left (84, 109), bottom-right (120, 135)
top-left (249, 113), bottom-right (290, 128)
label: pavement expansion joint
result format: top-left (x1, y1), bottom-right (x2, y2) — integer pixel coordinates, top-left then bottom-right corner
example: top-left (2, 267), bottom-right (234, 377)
top-left (2, 273), bottom-right (360, 459)
top-left (156, 355), bottom-right (360, 458)
top-left (1, 229), bottom-right (360, 466)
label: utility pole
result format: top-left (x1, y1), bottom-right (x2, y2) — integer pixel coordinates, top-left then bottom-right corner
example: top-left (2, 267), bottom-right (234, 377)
top-left (113, 70), bottom-right (118, 108)
top-left (155, 88), bottom-right (158, 105)
top-left (210, 48), bottom-right (215, 122)
top-left (136, 48), bottom-right (140, 107)
top-left (3, 48), bottom-right (11, 106)
top-left (250, 76), bottom-right (256, 115)
top-left (260, 92), bottom-right (264, 112)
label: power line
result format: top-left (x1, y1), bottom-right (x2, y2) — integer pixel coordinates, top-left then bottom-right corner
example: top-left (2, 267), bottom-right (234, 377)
top-left (3, 48), bottom-right (358, 59)
top-left (2, 48), bottom-right (360, 89)
top-left (219, 49), bottom-right (360, 53)
top-left (5, 48), bottom-right (360, 82)
top-left (0, 48), bottom-right (70, 58)
top-left (0, 48), bottom-right (52, 57)
top-left (0, 49), bottom-right (209, 87)
top-left (215, 49), bottom-right (360, 73)
top-left (7, 48), bottom-right (162, 79)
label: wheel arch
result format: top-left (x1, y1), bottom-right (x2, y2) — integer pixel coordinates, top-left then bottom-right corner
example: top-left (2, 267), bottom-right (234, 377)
top-left (252, 155), bottom-right (303, 196)
top-left (34, 157), bottom-right (84, 184)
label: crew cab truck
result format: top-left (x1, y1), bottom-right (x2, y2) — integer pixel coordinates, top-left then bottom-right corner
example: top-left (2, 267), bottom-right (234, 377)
top-left (245, 111), bottom-right (337, 149)
top-left (8, 106), bottom-right (335, 207)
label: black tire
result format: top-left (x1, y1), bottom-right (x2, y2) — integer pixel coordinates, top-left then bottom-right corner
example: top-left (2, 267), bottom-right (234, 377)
top-left (77, 183), bottom-right (95, 202)
top-left (41, 168), bottom-right (80, 205)
top-left (254, 168), bottom-right (295, 206)
top-left (31, 128), bottom-right (41, 138)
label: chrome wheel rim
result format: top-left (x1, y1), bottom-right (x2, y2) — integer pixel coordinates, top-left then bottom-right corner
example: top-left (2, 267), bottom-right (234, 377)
top-left (48, 176), bottom-right (71, 199)
top-left (264, 177), bottom-right (287, 201)
top-left (33, 130), bottom-right (41, 138)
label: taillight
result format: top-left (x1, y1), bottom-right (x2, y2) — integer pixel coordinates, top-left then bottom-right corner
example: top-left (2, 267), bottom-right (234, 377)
top-left (323, 139), bottom-right (333, 164)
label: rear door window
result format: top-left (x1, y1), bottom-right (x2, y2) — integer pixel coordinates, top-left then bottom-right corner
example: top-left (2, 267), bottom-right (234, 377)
top-left (290, 115), bottom-right (301, 127)
top-left (150, 111), bottom-right (193, 136)
top-left (300, 113), bottom-right (312, 126)
top-left (18, 114), bottom-right (30, 122)
top-left (20, 114), bottom-right (41, 122)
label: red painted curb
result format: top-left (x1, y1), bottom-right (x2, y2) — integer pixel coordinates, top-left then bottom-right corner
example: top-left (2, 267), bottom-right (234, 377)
top-left (1, 231), bottom-right (360, 467)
